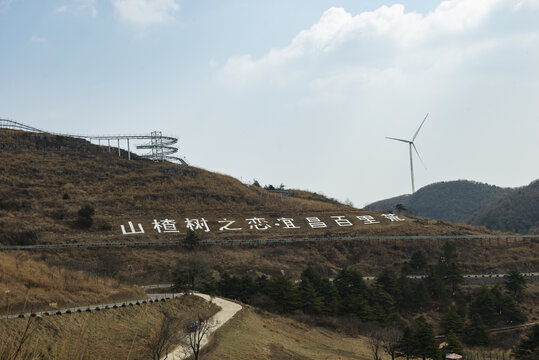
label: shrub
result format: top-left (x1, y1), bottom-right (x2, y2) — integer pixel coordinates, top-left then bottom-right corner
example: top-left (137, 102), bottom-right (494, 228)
top-left (62, 193), bottom-right (70, 200)
top-left (77, 205), bottom-right (95, 228)
top-left (100, 222), bottom-right (113, 231)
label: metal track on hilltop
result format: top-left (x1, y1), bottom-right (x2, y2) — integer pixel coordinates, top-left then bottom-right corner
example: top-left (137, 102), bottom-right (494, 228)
top-left (0, 118), bottom-right (187, 164)
top-left (0, 234), bottom-right (537, 251)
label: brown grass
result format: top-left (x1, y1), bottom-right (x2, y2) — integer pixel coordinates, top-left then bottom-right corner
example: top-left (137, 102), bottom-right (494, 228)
top-left (0, 252), bottom-right (144, 314)
top-left (203, 307), bottom-right (376, 360)
top-left (0, 295), bottom-right (218, 360)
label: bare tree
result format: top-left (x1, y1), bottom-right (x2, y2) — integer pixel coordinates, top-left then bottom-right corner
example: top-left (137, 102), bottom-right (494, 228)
top-left (185, 312), bottom-right (214, 360)
top-left (366, 326), bottom-right (384, 360)
top-left (381, 327), bottom-right (402, 360)
top-left (173, 258), bottom-right (211, 294)
top-left (143, 311), bottom-right (179, 360)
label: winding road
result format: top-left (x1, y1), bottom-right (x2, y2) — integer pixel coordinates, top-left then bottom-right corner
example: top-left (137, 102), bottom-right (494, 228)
top-left (164, 293), bottom-right (242, 360)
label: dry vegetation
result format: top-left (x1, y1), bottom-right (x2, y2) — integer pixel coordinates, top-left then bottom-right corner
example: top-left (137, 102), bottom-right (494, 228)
top-left (0, 129), bottom-right (500, 247)
top-left (0, 251), bottom-right (144, 313)
top-left (0, 295), bottom-right (218, 360)
top-left (0, 129), bottom-right (535, 286)
top-left (203, 306), bottom-right (377, 360)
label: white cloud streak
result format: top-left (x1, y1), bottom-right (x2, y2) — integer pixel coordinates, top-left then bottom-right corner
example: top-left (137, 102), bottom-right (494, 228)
top-left (112, 0), bottom-right (180, 26)
top-left (54, 1), bottom-right (97, 17)
top-left (220, 0), bottom-right (506, 85)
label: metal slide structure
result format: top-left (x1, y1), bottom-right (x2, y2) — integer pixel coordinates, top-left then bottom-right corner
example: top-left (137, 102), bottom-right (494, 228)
top-left (0, 118), bottom-right (187, 164)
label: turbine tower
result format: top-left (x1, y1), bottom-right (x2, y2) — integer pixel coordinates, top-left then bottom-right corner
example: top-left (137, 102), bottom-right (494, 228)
top-left (386, 113), bottom-right (429, 194)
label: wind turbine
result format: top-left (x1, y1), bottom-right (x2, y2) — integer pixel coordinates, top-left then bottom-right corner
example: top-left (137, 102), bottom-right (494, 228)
top-left (386, 113), bottom-right (429, 194)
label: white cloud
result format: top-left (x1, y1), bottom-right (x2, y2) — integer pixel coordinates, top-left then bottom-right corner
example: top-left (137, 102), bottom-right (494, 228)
top-left (30, 35), bottom-right (48, 44)
top-left (55, 5), bottom-right (68, 13)
top-left (220, 0), bottom-right (506, 86)
top-left (54, 1), bottom-right (97, 17)
top-left (112, 0), bottom-right (180, 26)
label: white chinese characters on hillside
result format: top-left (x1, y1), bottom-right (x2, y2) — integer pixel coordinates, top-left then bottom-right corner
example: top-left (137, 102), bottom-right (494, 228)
top-left (119, 214), bottom-right (405, 235)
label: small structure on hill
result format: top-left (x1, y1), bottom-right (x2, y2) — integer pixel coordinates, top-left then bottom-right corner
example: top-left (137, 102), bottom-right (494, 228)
top-left (0, 118), bottom-right (187, 164)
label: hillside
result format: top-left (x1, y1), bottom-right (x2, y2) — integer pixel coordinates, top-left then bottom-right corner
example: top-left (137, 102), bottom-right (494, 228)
top-left (470, 180), bottom-right (539, 233)
top-left (364, 180), bottom-right (538, 232)
top-left (0, 129), bottom-right (497, 246)
top-left (1, 128), bottom-right (535, 285)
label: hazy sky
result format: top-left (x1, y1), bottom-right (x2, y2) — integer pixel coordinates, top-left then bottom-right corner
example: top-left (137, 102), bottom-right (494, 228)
top-left (1, 0), bottom-right (538, 206)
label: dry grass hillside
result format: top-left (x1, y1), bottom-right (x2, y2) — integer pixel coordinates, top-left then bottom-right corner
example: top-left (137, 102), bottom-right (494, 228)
top-left (204, 306), bottom-right (378, 360)
top-left (0, 295), bottom-right (217, 360)
top-left (1, 128), bottom-right (536, 285)
top-left (0, 129), bottom-right (498, 246)
top-left (0, 251), bottom-right (144, 313)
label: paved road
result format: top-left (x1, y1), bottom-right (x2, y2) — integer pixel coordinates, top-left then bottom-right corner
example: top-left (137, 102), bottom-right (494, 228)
top-left (165, 293), bottom-right (243, 360)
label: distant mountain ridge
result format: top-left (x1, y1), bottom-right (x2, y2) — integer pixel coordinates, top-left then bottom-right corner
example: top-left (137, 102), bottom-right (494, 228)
top-left (365, 180), bottom-right (538, 233)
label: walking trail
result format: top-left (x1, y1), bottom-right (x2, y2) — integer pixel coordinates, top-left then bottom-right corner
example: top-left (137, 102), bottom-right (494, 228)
top-left (165, 293), bottom-right (242, 360)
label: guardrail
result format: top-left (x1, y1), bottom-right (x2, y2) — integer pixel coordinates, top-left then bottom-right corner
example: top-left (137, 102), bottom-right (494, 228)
top-left (0, 293), bottom-right (181, 320)
top-left (0, 234), bottom-right (537, 251)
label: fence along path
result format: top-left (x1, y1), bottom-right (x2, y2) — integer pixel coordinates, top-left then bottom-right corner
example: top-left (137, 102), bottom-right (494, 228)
top-left (0, 234), bottom-right (537, 251)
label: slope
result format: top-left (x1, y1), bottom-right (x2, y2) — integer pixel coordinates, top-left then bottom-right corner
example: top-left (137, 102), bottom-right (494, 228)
top-left (365, 180), bottom-right (514, 224)
top-left (470, 180), bottom-right (539, 233)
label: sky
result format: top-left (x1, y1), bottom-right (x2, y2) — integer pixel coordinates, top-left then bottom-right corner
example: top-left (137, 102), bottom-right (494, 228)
top-left (1, 0), bottom-right (538, 207)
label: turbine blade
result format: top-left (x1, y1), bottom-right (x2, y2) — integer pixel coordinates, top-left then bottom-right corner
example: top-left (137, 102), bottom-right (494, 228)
top-left (385, 137), bottom-right (410, 144)
top-left (412, 143), bottom-right (426, 169)
top-left (412, 113), bottom-right (429, 141)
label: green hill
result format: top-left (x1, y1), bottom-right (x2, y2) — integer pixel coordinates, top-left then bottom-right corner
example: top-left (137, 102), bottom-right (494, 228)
top-left (470, 180), bottom-right (539, 233)
top-left (365, 180), bottom-right (538, 233)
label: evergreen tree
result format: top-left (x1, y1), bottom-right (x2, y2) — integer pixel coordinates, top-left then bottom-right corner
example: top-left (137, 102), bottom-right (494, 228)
top-left (298, 278), bottom-right (323, 315)
top-left (266, 275), bottom-right (299, 313)
top-left (440, 307), bottom-right (464, 335)
top-left (396, 274), bottom-right (413, 310)
top-left (410, 250), bottom-right (427, 272)
top-left (334, 268), bottom-right (369, 298)
top-left (396, 326), bottom-right (415, 360)
top-left (469, 287), bottom-right (497, 325)
top-left (491, 286), bottom-right (525, 324)
top-left (444, 332), bottom-right (464, 355)
top-left (411, 316), bottom-right (439, 360)
top-left (370, 285), bottom-right (395, 323)
top-left (376, 269), bottom-right (400, 299)
top-left (317, 278), bottom-right (340, 315)
top-left (412, 281), bottom-right (431, 311)
top-left (77, 204), bottom-right (95, 228)
top-left (514, 324), bottom-right (539, 359)
top-left (464, 314), bottom-right (491, 346)
top-left (505, 270), bottom-right (527, 300)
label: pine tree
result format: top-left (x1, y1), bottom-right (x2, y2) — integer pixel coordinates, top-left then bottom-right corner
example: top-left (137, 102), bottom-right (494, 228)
top-left (298, 278), bottom-right (323, 315)
top-left (445, 332), bottom-right (464, 355)
top-left (411, 316), bottom-right (439, 360)
top-left (266, 275), bottom-right (299, 313)
top-left (464, 314), bottom-right (491, 346)
top-left (514, 324), bottom-right (539, 359)
top-left (440, 307), bottom-right (464, 335)
top-left (505, 270), bottom-right (527, 300)
top-left (396, 326), bottom-right (415, 360)
top-left (410, 250), bottom-right (427, 272)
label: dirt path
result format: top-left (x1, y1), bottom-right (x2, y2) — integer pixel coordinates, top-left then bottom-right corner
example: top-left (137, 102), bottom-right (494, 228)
top-left (165, 293), bottom-right (242, 360)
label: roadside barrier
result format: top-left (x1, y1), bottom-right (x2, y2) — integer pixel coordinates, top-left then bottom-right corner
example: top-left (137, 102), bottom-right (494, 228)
top-left (0, 293), bottom-right (181, 320)
top-left (1, 234), bottom-right (537, 251)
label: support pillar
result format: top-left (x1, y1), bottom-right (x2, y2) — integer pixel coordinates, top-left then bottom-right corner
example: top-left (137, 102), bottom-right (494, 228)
top-left (127, 138), bottom-right (131, 160)
top-left (118, 139), bottom-right (120, 157)
top-left (108, 139), bottom-right (110, 152)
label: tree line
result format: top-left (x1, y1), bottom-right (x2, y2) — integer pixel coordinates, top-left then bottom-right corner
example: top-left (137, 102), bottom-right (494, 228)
top-left (173, 243), bottom-right (532, 359)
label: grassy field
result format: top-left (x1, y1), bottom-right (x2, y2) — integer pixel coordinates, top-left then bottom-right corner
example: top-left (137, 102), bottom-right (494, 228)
top-left (204, 307), bottom-right (378, 360)
top-left (0, 295), bottom-right (217, 360)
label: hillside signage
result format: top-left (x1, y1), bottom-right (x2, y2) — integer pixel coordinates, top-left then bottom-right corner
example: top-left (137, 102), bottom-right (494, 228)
top-left (120, 213), bottom-right (405, 235)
